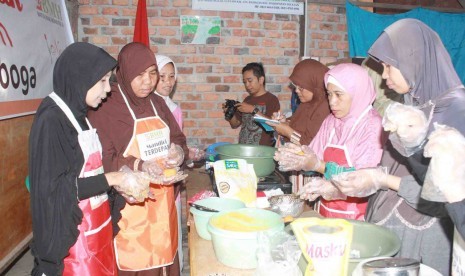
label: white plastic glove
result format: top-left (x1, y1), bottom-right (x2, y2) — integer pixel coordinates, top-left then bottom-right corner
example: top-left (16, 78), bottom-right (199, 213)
top-left (188, 146), bottom-right (205, 162)
top-left (141, 158), bottom-right (164, 176)
top-left (274, 143), bottom-right (321, 172)
top-left (331, 167), bottom-right (389, 197)
top-left (383, 102), bottom-right (431, 156)
top-left (299, 177), bottom-right (346, 201)
top-left (165, 143), bottom-right (185, 168)
top-left (423, 123), bottom-right (465, 202)
top-left (115, 165), bottom-right (152, 202)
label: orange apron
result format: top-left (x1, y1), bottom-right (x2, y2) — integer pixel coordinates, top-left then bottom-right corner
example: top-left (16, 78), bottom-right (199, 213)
top-left (50, 92), bottom-right (116, 275)
top-left (115, 87), bottom-right (178, 271)
top-left (316, 107), bottom-right (371, 221)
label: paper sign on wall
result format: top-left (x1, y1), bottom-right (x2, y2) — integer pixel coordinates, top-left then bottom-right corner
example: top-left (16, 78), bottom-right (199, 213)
top-left (192, 0), bottom-right (304, 15)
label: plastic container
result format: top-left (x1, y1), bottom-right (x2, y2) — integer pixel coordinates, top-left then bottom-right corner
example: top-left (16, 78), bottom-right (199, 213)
top-left (189, 197), bottom-right (245, 240)
top-left (208, 208), bottom-right (284, 269)
top-left (362, 257), bottom-right (420, 275)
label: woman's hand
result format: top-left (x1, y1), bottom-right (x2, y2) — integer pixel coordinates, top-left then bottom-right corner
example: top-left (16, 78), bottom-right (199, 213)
top-left (330, 167), bottom-right (389, 197)
top-left (274, 143), bottom-right (321, 172)
top-left (269, 121), bottom-right (294, 138)
top-left (300, 177), bottom-right (346, 201)
top-left (164, 143), bottom-right (184, 168)
top-left (108, 166), bottom-right (152, 203)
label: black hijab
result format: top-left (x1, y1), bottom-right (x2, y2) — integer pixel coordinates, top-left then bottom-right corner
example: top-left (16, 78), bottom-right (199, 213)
top-left (29, 42), bottom-right (116, 275)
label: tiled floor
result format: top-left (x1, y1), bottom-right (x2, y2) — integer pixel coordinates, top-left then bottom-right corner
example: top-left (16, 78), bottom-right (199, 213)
top-left (4, 186), bottom-right (191, 276)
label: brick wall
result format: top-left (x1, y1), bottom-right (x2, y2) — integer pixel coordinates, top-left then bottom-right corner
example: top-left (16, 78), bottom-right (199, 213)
top-left (77, 0), bottom-right (349, 147)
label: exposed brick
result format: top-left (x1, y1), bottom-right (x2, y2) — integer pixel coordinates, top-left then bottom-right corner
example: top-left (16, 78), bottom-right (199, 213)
top-left (212, 128), bottom-right (225, 136)
top-left (173, 0), bottom-right (189, 7)
top-left (112, 18), bottom-right (129, 26)
top-left (320, 5), bottom-right (335, 13)
top-left (102, 7), bottom-right (119, 15)
top-left (204, 93), bottom-right (220, 101)
top-left (199, 120), bottom-right (215, 127)
top-left (112, 0), bottom-right (128, 5)
top-left (264, 21), bottom-right (279, 30)
top-left (92, 16), bottom-right (110, 25)
top-left (161, 9), bottom-right (178, 17)
top-left (169, 38), bottom-right (181, 45)
top-left (318, 41), bottom-right (333, 49)
top-left (267, 48), bottom-right (283, 57)
top-left (224, 76), bottom-right (240, 83)
top-left (185, 94), bottom-right (202, 101)
top-left (81, 17), bottom-right (90, 25)
top-left (250, 30), bottom-right (265, 37)
top-left (215, 85), bottom-right (230, 92)
top-left (111, 37), bottom-right (127, 45)
top-left (207, 76), bottom-right (221, 83)
top-left (258, 13), bottom-right (273, 20)
top-left (191, 128), bottom-right (208, 136)
top-left (178, 67), bottom-right (194, 74)
top-left (279, 40), bottom-right (298, 48)
top-left (91, 0), bottom-right (108, 3)
top-left (195, 84), bottom-right (214, 92)
top-left (328, 33), bottom-right (342, 41)
top-left (199, 47), bottom-right (215, 54)
top-left (246, 21), bottom-right (261, 29)
top-left (310, 49), bottom-right (325, 57)
top-left (152, 37), bottom-right (167, 45)
top-left (320, 23), bottom-right (333, 31)
top-left (234, 48), bottom-right (249, 55)
top-left (92, 36), bottom-right (109, 44)
top-left (215, 47), bottom-right (233, 55)
top-left (282, 22), bottom-right (297, 30)
top-left (267, 66), bottom-right (284, 75)
top-left (275, 14), bottom-right (290, 21)
top-left (244, 39), bottom-right (258, 47)
top-left (83, 27), bottom-right (98, 35)
top-left (262, 39), bottom-right (277, 47)
top-left (226, 20), bottom-right (243, 28)
top-left (151, 18), bottom-right (167, 26)
top-left (238, 12), bottom-right (254, 19)
top-left (336, 41), bottom-right (348, 51)
top-left (147, 8), bottom-right (158, 17)
top-left (337, 24), bottom-right (347, 32)
top-left (310, 13), bottom-right (324, 21)
top-left (103, 45), bottom-right (119, 55)
top-left (225, 37), bottom-right (242, 46)
top-left (251, 48), bottom-right (266, 55)
top-left (101, 27), bottom-right (117, 35)
top-left (180, 46), bottom-right (196, 54)
top-left (205, 56), bottom-right (221, 64)
top-left (284, 49), bottom-right (299, 56)
top-left (121, 27), bottom-right (134, 35)
top-left (232, 29), bottom-right (249, 37)
top-left (327, 14), bottom-right (340, 23)
top-left (186, 56), bottom-right (203, 63)
top-left (208, 111), bottom-right (224, 119)
top-left (283, 32), bottom-right (297, 39)
top-left (159, 28), bottom-right (176, 36)
top-left (219, 11), bottom-right (235, 18)
top-left (214, 66), bottom-right (231, 74)
top-left (311, 32), bottom-right (324, 39)
top-left (195, 65), bottom-right (212, 74)
top-left (180, 102), bottom-right (198, 110)
top-left (79, 6), bottom-right (98, 15)
top-left (267, 31), bottom-right (281, 38)
top-left (325, 50), bottom-right (340, 57)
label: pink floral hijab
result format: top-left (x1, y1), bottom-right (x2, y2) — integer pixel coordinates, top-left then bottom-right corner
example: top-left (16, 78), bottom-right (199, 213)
top-left (310, 63), bottom-right (383, 169)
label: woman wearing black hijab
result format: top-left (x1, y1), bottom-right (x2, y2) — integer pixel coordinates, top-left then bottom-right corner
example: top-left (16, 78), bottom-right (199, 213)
top-left (29, 42), bottom-right (149, 275)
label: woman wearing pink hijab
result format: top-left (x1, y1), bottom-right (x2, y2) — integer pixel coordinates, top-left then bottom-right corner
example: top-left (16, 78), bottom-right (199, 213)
top-left (275, 63), bottom-right (384, 220)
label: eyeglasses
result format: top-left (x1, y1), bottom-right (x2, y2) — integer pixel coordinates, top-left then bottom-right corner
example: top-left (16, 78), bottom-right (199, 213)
top-left (290, 82), bottom-right (304, 92)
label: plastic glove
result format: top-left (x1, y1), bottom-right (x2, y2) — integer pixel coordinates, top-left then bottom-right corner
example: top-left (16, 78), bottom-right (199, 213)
top-left (164, 143), bottom-right (185, 168)
top-left (114, 165), bottom-right (152, 202)
top-left (149, 168), bottom-right (189, 185)
top-left (331, 167), bottom-right (388, 197)
top-left (274, 143), bottom-right (321, 172)
top-left (299, 177), bottom-right (346, 201)
top-left (423, 123), bottom-right (465, 202)
top-left (188, 146), bottom-right (205, 162)
top-left (141, 158), bottom-right (164, 176)
top-left (382, 102), bottom-right (432, 156)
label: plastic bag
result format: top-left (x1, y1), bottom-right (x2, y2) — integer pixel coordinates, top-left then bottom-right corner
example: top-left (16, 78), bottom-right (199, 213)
top-left (256, 230), bottom-right (302, 276)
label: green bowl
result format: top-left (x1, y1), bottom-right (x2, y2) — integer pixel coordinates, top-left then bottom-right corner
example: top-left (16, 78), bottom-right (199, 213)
top-left (190, 197), bottom-right (245, 240)
top-left (215, 144), bottom-right (277, 177)
top-left (293, 219), bottom-right (401, 275)
top-left (208, 208), bottom-right (284, 269)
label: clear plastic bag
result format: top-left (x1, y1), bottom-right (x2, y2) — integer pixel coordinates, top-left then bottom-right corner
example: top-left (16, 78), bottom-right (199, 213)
top-left (255, 230), bottom-right (302, 276)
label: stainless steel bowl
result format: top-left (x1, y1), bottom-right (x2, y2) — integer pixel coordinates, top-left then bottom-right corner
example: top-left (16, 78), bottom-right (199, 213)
top-left (268, 194), bottom-right (304, 217)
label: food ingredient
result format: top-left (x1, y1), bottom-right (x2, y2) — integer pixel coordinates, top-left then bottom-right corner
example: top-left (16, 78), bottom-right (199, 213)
top-left (211, 211), bottom-right (272, 232)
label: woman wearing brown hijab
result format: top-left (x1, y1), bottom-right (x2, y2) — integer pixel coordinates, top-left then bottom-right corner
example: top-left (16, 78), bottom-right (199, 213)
top-left (88, 42), bottom-right (188, 276)
top-left (269, 59), bottom-right (330, 193)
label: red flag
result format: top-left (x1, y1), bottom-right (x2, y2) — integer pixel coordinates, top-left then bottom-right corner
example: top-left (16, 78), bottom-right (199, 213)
top-left (133, 0), bottom-right (149, 47)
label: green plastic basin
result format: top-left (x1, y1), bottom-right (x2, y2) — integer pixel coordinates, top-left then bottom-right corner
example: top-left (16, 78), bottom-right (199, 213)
top-left (214, 144), bottom-right (277, 177)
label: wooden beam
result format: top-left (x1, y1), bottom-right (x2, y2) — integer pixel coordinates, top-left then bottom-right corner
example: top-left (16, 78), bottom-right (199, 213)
top-left (307, 0), bottom-right (465, 13)
top-left (457, 0), bottom-right (465, 9)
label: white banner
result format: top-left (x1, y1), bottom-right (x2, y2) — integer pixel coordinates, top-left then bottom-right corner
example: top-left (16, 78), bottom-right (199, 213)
top-left (192, 0), bottom-right (304, 15)
top-left (0, 0), bottom-right (73, 120)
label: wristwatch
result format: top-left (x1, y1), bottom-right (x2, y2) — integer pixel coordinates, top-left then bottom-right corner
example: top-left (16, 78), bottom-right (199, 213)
top-left (251, 106), bottom-right (260, 115)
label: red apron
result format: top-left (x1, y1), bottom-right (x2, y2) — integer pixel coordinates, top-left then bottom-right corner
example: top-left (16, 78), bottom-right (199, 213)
top-left (50, 92), bottom-right (116, 275)
top-left (316, 107), bottom-right (371, 220)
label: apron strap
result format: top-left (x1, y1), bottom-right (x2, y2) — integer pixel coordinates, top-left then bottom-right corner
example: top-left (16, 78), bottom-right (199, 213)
top-left (49, 92), bottom-right (83, 133)
top-left (119, 85), bottom-right (159, 119)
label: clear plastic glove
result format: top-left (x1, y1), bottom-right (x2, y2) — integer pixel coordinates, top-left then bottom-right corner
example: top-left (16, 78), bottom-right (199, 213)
top-left (331, 167), bottom-right (388, 197)
top-left (188, 146), bottom-right (205, 162)
top-left (149, 168), bottom-right (189, 185)
top-left (383, 102), bottom-right (432, 157)
top-left (115, 165), bottom-right (152, 202)
top-left (274, 143), bottom-right (321, 172)
top-left (423, 123), bottom-right (465, 202)
top-left (164, 143), bottom-right (185, 168)
top-left (141, 158), bottom-right (164, 176)
top-left (299, 177), bottom-right (346, 201)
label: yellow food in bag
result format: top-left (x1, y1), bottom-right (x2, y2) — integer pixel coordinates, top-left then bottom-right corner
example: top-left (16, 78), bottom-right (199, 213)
top-left (291, 218), bottom-right (353, 276)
